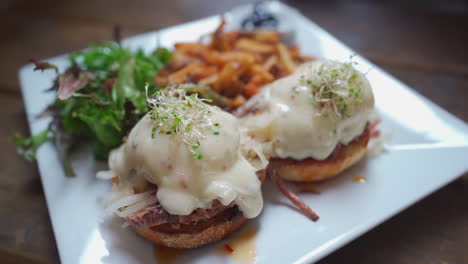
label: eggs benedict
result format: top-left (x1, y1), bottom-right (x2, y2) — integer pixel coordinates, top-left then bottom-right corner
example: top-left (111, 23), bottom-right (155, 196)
top-left (103, 87), bottom-right (264, 248)
top-left (238, 59), bottom-right (375, 181)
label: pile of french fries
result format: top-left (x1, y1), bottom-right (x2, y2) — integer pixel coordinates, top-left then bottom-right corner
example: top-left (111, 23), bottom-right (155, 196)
top-left (155, 17), bottom-right (313, 109)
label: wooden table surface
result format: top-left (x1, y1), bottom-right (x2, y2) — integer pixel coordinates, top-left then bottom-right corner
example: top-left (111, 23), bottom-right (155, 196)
top-left (1, 0), bottom-right (467, 263)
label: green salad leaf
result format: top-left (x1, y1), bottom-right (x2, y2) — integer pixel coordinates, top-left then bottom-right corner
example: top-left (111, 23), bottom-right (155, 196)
top-left (15, 42), bottom-right (172, 176)
top-left (13, 128), bottom-right (54, 161)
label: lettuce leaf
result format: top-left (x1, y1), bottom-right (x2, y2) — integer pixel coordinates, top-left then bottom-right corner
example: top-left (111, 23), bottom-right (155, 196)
top-left (15, 42), bottom-right (172, 175)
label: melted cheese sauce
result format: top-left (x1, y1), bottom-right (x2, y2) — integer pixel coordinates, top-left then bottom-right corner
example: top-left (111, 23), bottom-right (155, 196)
top-left (241, 60), bottom-right (375, 160)
top-left (109, 106), bottom-right (263, 218)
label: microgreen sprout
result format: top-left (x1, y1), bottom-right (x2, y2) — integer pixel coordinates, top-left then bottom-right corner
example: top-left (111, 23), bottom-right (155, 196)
top-left (145, 84), bottom-right (220, 160)
top-left (191, 140), bottom-right (200, 149)
top-left (193, 152), bottom-right (203, 160)
top-left (300, 60), bottom-right (365, 118)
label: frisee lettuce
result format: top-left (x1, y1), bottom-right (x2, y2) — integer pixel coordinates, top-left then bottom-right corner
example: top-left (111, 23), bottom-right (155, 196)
top-left (14, 42), bottom-right (172, 176)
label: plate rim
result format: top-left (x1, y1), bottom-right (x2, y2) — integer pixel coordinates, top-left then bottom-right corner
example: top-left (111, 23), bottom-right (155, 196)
top-left (17, 1), bottom-right (468, 263)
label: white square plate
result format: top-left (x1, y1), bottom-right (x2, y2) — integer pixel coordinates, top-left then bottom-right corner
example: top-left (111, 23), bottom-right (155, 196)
top-left (18, 1), bottom-right (468, 264)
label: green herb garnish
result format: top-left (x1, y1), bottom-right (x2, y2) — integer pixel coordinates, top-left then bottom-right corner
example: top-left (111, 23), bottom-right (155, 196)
top-left (193, 152), bottom-right (203, 160)
top-left (191, 141), bottom-right (200, 149)
top-left (12, 128), bottom-right (53, 161)
top-left (147, 87), bottom-right (219, 160)
top-left (302, 60), bottom-right (364, 118)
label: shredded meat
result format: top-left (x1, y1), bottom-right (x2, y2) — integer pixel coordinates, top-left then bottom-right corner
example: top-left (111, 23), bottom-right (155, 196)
top-left (151, 207), bottom-right (242, 234)
top-left (126, 199), bottom-right (234, 228)
top-left (270, 170), bottom-right (320, 221)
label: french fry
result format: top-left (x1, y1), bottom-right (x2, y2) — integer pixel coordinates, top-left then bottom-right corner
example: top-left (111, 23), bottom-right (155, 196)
top-left (194, 66), bottom-right (218, 80)
top-left (214, 62), bottom-right (247, 93)
top-left (236, 38), bottom-right (276, 53)
top-left (168, 63), bottom-right (203, 84)
top-left (217, 51), bottom-right (256, 64)
top-left (253, 30), bottom-right (280, 43)
top-left (228, 94), bottom-right (247, 108)
top-left (289, 44), bottom-right (301, 58)
top-left (154, 75), bottom-right (168, 87)
top-left (244, 82), bottom-right (259, 98)
top-left (174, 42), bottom-right (207, 57)
top-left (262, 55), bottom-right (278, 71)
top-left (154, 18), bottom-right (314, 109)
top-left (277, 43), bottom-right (296, 73)
top-left (198, 74), bottom-right (218, 86)
top-left (251, 65), bottom-right (274, 82)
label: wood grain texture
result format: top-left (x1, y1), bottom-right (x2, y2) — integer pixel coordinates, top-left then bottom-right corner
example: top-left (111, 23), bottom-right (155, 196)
top-left (0, 94), bottom-right (59, 262)
top-left (0, 0), bottom-right (467, 263)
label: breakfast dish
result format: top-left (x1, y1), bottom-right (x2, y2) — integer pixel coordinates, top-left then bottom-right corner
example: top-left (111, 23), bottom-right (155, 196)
top-left (100, 88), bottom-right (265, 248)
top-left (17, 1), bottom-right (468, 263)
top-left (94, 12), bottom-right (330, 243)
top-left (238, 59), bottom-right (375, 182)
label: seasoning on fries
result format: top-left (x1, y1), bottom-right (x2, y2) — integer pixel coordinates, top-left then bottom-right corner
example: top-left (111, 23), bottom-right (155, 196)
top-left (155, 17), bottom-right (314, 109)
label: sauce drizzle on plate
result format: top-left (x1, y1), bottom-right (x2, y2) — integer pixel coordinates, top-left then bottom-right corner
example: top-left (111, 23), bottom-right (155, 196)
top-left (154, 245), bottom-right (184, 263)
top-left (217, 226), bottom-right (258, 264)
top-left (353, 176), bottom-right (368, 183)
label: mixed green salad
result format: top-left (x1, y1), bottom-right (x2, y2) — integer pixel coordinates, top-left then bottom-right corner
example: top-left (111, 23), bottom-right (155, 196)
top-left (14, 42), bottom-right (172, 176)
